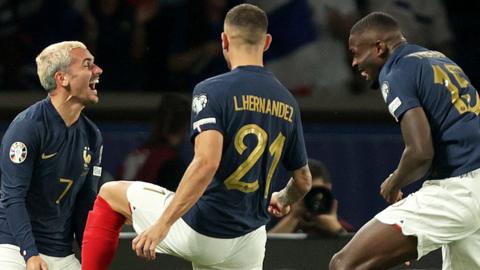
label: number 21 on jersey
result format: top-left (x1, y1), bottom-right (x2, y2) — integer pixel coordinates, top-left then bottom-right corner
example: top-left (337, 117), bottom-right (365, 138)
top-left (224, 124), bottom-right (285, 199)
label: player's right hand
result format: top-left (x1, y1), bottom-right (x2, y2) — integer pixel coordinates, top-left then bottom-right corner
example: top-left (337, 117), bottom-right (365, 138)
top-left (132, 221), bottom-right (169, 261)
top-left (380, 173), bottom-right (404, 204)
top-left (268, 192), bottom-right (291, 217)
top-left (26, 255), bottom-right (48, 270)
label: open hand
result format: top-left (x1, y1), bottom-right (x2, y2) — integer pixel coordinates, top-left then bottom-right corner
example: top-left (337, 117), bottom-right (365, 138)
top-left (132, 222), bottom-right (170, 261)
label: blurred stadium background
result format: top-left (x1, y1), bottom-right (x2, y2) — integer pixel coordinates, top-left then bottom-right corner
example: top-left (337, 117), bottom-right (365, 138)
top-left (1, 0), bottom-right (477, 269)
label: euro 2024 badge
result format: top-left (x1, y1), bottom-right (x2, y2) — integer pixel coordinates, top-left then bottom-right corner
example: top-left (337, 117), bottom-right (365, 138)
top-left (10, 142), bottom-right (28, 164)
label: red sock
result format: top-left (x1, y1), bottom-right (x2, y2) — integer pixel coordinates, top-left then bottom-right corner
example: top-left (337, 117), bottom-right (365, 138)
top-left (81, 196), bottom-right (126, 270)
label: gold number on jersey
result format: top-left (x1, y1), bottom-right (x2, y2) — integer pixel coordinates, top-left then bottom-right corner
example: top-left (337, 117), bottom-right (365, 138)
top-left (432, 64), bottom-right (480, 115)
top-left (224, 124), bottom-right (285, 198)
top-left (224, 124), bottom-right (266, 193)
top-left (55, 178), bottom-right (73, 204)
top-left (264, 133), bottom-right (285, 198)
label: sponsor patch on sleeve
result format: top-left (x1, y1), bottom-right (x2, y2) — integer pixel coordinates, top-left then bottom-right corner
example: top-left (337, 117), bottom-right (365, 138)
top-left (93, 166), bottom-right (102, 177)
top-left (388, 97), bottom-right (402, 122)
top-left (9, 142), bottom-right (27, 164)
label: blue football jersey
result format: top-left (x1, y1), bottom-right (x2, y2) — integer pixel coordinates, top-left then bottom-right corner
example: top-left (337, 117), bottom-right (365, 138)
top-left (183, 65), bottom-right (308, 238)
top-left (379, 43), bottom-right (480, 179)
top-left (0, 98), bottom-right (103, 260)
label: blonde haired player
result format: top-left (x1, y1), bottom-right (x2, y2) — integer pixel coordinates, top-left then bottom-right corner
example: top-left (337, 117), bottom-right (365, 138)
top-left (0, 41), bottom-right (103, 270)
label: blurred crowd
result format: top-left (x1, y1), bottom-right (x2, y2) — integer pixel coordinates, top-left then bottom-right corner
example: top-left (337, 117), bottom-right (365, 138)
top-left (1, 0), bottom-right (478, 96)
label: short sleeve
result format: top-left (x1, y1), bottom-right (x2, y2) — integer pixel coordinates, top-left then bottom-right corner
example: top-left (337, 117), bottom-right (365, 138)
top-left (381, 59), bottom-right (421, 122)
top-left (190, 83), bottom-right (224, 141)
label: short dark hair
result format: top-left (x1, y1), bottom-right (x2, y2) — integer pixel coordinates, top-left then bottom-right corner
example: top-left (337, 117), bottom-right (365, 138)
top-left (308, 159), bottom-right (331, 184)
top-left (225, 3), bottom-right (268, 45)
top-left (350, 11), bottom-right (400, 35)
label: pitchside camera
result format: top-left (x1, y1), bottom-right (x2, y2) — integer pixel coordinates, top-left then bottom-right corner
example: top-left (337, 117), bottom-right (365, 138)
top-left (303, 186), bottom-right (334, 215)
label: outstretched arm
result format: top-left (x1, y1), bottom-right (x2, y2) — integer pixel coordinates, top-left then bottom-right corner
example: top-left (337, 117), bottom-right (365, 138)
top-left (381, 107), bottom-right (434, 203)
top-left (132, 130), bottom-right (223, 260)
top-left (157, 129), bottom-right (222, 227)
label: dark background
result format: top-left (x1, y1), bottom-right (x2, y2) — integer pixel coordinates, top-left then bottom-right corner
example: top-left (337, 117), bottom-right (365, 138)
top-left (0, 0), bottom-right (478, 233)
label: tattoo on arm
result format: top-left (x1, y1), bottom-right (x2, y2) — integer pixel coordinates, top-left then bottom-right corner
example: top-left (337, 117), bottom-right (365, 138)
top-left (278, 178), bottom-right (304, 206)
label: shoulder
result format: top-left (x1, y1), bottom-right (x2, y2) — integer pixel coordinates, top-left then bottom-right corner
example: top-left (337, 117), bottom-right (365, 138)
top-left (382, 46), bottom-right (429, 82)
top-left (14, 99), bottom-right (47, 122)
top-left (281, 85), bottom-right (299, 105)
top-left (192, 72), bottom-right (235, 110)
top-left (4, 119), bottom-right (42, 141)
top-left (396, 45), bottom-right (436, 69)
top-left (2, 113), bottom-right (43, 148)
top-left (6, 101), bottom-right (47, 134)
top-left (194, 71), bottom-right (233, 95)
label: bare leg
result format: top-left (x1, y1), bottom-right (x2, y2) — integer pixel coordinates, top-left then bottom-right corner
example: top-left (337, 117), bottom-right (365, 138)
top-left (82, 181), bottom-right (134, 270)
top-left (330, 218), bottom-right (417, 270)
top-left (98, 180), bottom-right (133, 224)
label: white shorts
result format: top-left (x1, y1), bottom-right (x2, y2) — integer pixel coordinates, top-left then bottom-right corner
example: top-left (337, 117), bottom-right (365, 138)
top-left (376, 169), bottom-right (480, 270)
top-left (127, 181), bottom-right (267, 270)
top-left (0, 244), bottom-right (80, 270)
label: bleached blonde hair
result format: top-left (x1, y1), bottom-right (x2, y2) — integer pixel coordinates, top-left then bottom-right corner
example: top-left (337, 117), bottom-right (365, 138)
top-left (35, 41), bottom-right (86, 91)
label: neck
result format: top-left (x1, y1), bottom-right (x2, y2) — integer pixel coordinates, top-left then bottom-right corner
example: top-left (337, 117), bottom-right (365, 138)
top-left (49, 89), bottom-right (84, 127)
top-left (228, 47), bottom-right (264, 70)
top-left (387, 37), bottom-right (407, 55)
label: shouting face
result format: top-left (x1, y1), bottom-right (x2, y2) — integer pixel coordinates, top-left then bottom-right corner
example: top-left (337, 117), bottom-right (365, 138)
top-left (63, 48), bottom-right (102, 105)
top-left (348, 32), bottom-right (386, 89)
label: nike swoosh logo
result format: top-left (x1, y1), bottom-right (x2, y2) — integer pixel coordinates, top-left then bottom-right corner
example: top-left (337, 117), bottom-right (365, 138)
top-left (41, 153), bottom-right (57, 159)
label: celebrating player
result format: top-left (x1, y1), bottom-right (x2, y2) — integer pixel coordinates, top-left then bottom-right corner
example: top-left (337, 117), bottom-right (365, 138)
top-left (0, 41), bottom-right (103, 270)
top-left (330, 12), bottom-right (480, 270)
top-left (81, 3), bottom-right (312, 270)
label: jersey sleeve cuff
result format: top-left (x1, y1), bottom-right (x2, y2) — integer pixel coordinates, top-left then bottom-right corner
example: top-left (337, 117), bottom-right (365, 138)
top-left (21, 245), bottom-right (39, 262)
top-left (190, 125), bottom-right (224, 143)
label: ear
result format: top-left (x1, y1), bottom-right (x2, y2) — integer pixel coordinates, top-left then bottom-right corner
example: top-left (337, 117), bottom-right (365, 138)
top-left (375, 40), bottom-right (388, 57)
top-left (263, 34), bottom-right (272, 52)
top-left (54, 71), bottom-right (69, 88)
top-left (221, 32), bottom-right (229, 51)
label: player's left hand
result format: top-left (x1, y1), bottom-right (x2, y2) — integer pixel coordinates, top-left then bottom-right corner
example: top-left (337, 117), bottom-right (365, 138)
top-left (268, 192), bottom-right (291, 217)
top-left (132, 221), bottom-right (170, 261)
top-left (380, 173), bottom-right (403, 204)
